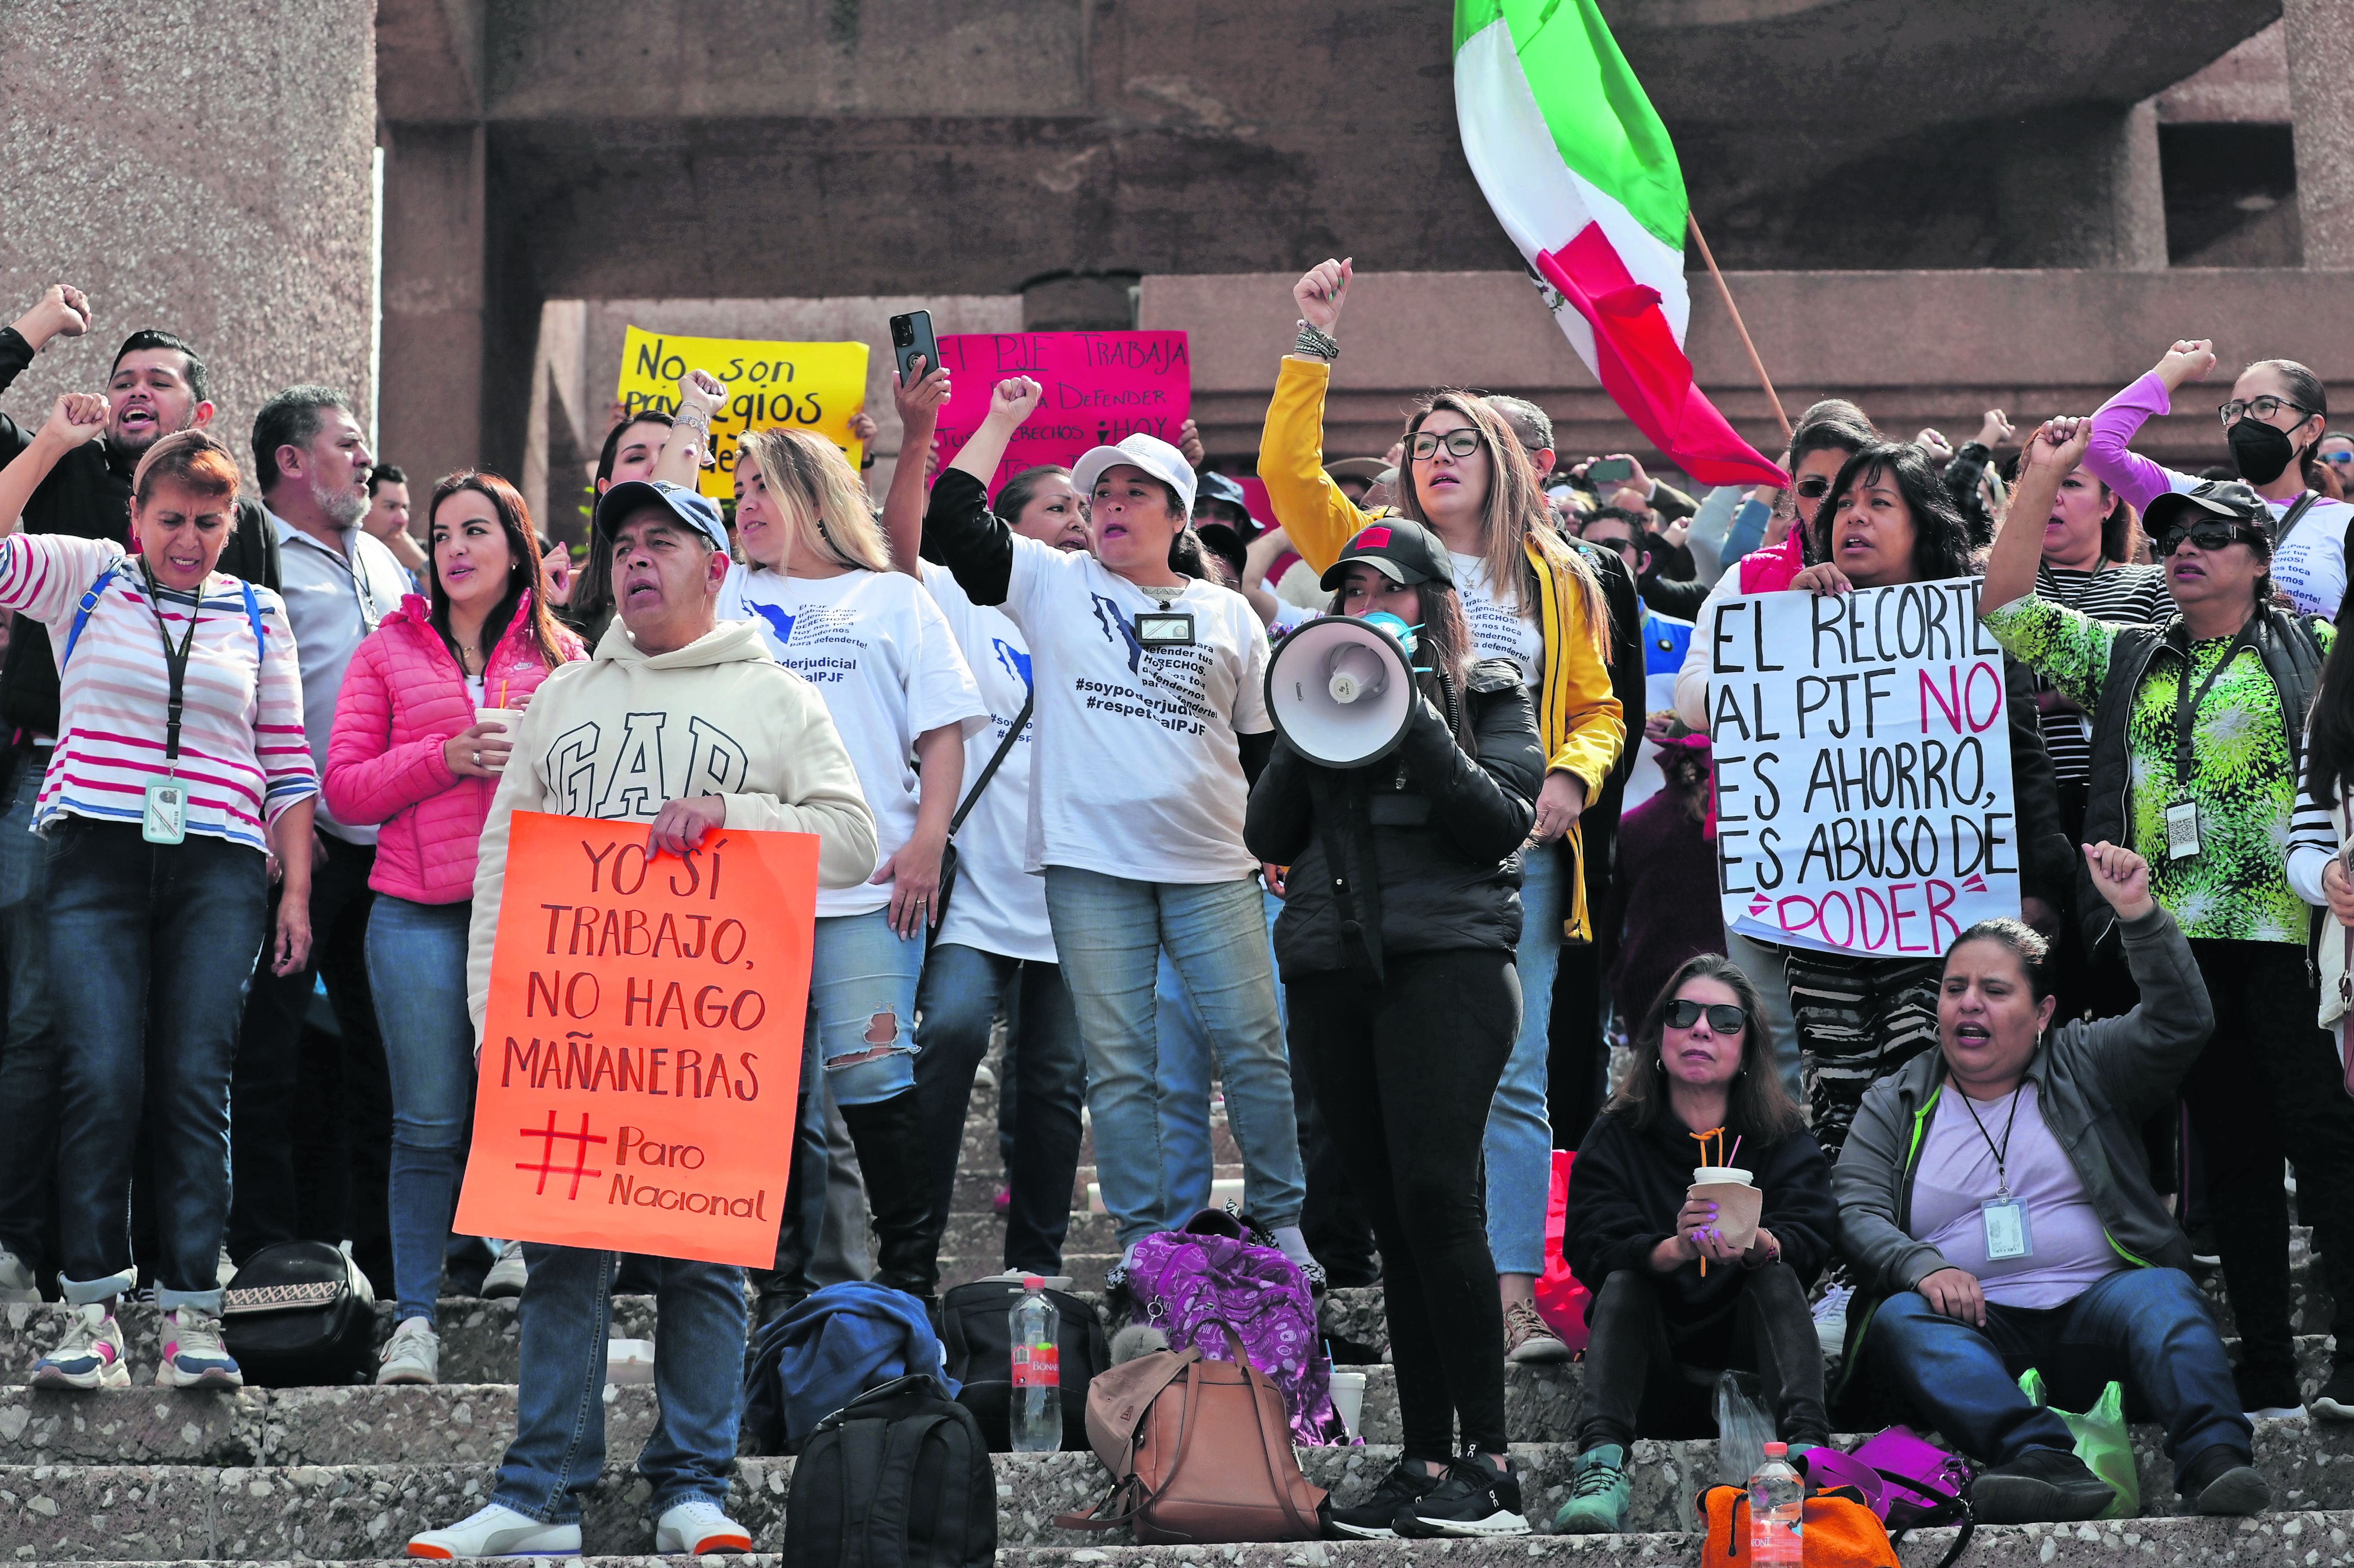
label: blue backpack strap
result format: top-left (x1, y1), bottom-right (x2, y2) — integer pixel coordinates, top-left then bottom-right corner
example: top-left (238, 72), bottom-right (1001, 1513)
top-left (240, 580), bottom-right (265, 655)
top-left (57, 563), bottom-right (120, 674)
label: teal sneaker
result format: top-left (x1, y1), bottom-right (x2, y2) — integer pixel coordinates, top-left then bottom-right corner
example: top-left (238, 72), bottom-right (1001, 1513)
top-left (1554, 1443), bottom-right (1631, 1535)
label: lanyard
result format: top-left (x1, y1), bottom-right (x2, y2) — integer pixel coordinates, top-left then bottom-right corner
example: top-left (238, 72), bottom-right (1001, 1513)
top-left (1958, 1083), bottom-right (2028, 1198)
top-left (2172, 622), bottom-right (2258, 789)
top-left (138, 562), bottom-right (204, 767)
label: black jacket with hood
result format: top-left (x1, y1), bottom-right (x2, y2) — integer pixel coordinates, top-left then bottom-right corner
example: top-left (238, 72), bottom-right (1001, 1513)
top-left (1245, 657), bottom-right (1543, 978)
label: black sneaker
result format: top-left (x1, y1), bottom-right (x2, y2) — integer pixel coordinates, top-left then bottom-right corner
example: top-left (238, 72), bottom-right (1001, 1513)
top-left (1393, 1452), bottom-right (1530, 1538)
top-left (1324, 1458), bottom-right (1442, 1540)
top-left (2175, 1445), bottom-right (2272, 1516)
top-left (1972, 1446), bottom-right (2117, 1525)
top-left (2313, 1364), bottom-right (2354, 1422)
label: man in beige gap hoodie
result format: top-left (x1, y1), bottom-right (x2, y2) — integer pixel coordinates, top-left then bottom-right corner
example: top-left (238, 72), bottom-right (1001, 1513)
top-left (412, 479), bottom-right (875, 1561)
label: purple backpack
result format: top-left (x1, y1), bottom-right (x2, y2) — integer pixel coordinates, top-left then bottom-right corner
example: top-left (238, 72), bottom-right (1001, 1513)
top-left (1803, 1427), bottom-right (1976, 1568)
top-left (1121, 1210), bottom-right (1347, 1446)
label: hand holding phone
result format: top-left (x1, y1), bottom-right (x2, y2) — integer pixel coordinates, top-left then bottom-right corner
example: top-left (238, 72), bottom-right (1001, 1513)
top-left (890, 311), bottom-right (941, 386)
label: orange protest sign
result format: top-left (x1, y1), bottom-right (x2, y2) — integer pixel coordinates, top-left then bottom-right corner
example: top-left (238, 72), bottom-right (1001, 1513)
top-left (453, 811), bottom-right (818, 1267)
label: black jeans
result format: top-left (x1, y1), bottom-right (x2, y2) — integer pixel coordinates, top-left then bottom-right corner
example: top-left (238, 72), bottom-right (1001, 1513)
top-left (912, 943), bottom-right (1085, 1273)
top-left (0, 749), bottom-right (55, 1277)
top-left (228, 835), bottom-right (389, 1281)
top-left (1576, 1265), bottom-right (1829, 1451)
top-left (1288, 949), bottom-right (1518, 1458)
top-left (2182, 939), bottom-right (2354, 1384)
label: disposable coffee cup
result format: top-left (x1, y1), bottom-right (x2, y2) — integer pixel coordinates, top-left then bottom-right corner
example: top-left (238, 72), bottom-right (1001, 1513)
top-left (1328, 1370), bottom-right (1367, 1440)
top-left (474, 707), bottom-right (523, 769)
top-left (1688, 1167), bottom-right (1764, 1251)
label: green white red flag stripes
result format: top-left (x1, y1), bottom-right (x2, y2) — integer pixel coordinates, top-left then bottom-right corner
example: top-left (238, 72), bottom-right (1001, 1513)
top-left (1454, 0), bottom-right (1786, 486)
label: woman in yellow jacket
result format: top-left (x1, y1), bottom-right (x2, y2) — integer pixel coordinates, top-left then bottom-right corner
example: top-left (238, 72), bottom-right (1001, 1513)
top-left (1261, 258), bottom-right (1624, 1363)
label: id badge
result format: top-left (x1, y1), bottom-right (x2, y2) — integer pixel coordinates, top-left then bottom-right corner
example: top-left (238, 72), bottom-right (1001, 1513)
top-left (2164, 800), bottom-right (2201, 861)
top-left (1982, 1197), bottom-right (2032, 1261)
top-left (141, 781), bottom-right (187, 845)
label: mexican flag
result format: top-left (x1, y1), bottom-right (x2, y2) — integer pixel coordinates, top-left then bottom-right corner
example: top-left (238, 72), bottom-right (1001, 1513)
top-left (1454, 0), bottom-right (1787, 486)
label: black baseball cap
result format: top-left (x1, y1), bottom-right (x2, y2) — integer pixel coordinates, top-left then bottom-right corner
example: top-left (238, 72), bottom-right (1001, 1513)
top-left (2144, 480), bottom-right (2273, 548)
top-left (1319, 517), bottom-right (1454, 589)
top-left (594, 478), bottom-right (731, 553)
top-left (1192, 471), bottom-right (1261, 542)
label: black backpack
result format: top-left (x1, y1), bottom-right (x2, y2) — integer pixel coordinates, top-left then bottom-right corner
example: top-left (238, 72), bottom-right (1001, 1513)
top-left (936, 1278), bottom-right (1109, 1452)
top-left (782, 1373), bottom-right (996, 1568)
top-left (219, 1240), bottom-right (379, 1386)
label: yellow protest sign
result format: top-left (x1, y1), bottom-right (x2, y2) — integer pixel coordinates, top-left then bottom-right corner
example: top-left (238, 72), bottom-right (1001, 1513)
top-left (615, 327), bottom-right (869, 499)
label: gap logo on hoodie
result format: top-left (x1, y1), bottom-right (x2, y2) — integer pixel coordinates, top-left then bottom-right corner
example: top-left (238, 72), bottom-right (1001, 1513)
top-left (547, 713), bottom-right (752, 819)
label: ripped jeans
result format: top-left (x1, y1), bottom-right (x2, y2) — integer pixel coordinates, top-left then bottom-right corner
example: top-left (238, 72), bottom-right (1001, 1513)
top-left (808, 907), bottom-right (923, 1107)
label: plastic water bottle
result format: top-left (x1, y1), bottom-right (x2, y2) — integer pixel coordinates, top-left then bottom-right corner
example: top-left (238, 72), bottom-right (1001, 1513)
top-left (1009, 1276), bottom-right (1060, 1453)
top-left (1749, 1442), bottom-right (1803, 1566)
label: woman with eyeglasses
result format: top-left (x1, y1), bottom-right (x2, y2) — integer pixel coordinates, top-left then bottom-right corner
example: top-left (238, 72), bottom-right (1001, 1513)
top-left (2083, 339), bottom-right (2346, 618)
top-left (1552, 954), bottom-right (1834, 1536)
top-left (1985, 417), bottom-right (2354, 1423)
top-left (1260, 260), bottom-right (1623, 1366)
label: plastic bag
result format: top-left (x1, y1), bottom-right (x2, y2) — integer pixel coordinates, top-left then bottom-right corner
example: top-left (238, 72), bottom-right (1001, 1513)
top-left (1715, 1368), bottom-right (1775, 1485)
top-left (1534, 1149), bottom-right (1593, 1350)
top-left (2018, 1368), bottom-right (2136, 1520)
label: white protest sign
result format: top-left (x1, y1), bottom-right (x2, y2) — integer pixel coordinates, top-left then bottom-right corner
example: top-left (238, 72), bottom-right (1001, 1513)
top-left (1709, 578), bottom-right (2021, 957)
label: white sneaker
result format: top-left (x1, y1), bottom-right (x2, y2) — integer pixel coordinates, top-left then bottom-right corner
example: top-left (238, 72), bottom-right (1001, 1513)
top-left (31, 1303), bottom-right (130, 1389)
top-left (482, 1239), bottom-right (527, 1299)
top-left (1812, 1283), bottom-right (1854, 1358)
top-left (0, 1246), bottom-right (36, 1303)
top-left (407, 1502), bottom-right (580, 1559)
top-left (155, 1308), bottom-right (243, 1390)
top-left (377, 1317), bottom-right (440, 1385)
top-left (654, 1497), bottom-right (752, 1555)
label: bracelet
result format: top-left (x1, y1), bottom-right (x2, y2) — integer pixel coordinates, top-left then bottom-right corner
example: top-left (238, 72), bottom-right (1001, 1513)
top-left (860, 451), bottom-right (878, 470)
top-left (674, 409), bottom-right (712, 434)
top-left (1294, 320), bottom-right (1339, 362)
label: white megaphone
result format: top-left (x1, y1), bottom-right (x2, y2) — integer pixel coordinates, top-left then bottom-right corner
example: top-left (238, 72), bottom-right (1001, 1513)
top-left (1265, 611), bottom-right (1420, 768)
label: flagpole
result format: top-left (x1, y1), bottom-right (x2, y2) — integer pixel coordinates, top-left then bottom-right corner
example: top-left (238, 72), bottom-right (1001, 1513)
top-left (1687, 212), bottom-right (1790, 441)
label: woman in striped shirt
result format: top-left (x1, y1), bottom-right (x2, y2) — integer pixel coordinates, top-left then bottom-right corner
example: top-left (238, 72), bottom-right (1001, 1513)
top-left (0, 406), bottom-right (315, 1396)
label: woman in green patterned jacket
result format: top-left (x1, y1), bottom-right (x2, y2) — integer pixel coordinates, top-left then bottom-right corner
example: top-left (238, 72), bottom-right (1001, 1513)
top-left (1982, 416), bottom-right (2354, 1423)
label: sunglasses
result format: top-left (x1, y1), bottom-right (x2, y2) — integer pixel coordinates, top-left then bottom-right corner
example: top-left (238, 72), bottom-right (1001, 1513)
top-left (1664, 998), bottom-right (1749, 1034)
top-left (1793, 476), bottom-right (1833, 499)
top-left (1410, 429), bottom-right (1483, 461)
top-left (2158, 518), bottom-right (2265, 557)
top-left (2328, 451), bottom-right (2354, 467)
top-left (2219, 395), bottom-right (2314, 426)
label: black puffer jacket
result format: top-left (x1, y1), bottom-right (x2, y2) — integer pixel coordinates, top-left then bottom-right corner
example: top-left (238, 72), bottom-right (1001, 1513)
top-left (1245, 657), bottom-right (1543, 979)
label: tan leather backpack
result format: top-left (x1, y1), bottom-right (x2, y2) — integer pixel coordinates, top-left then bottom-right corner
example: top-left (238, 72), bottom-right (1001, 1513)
top-left (1052, 1323), bottom-right (1326, 1543)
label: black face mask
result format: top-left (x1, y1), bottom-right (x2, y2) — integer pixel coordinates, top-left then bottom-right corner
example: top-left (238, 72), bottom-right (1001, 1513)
top-left (2229, 417), bottom-right (2297, 486)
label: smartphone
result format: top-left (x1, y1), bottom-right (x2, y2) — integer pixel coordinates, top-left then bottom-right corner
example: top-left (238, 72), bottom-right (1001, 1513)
top-left (890, 311), bottom-right (940, 384)
top-left (1588, 456), bottom-right (1635, 485)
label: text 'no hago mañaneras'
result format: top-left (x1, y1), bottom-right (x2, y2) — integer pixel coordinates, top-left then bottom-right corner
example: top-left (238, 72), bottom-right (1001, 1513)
top-left (1708, 579), bottom-right (2025, 958)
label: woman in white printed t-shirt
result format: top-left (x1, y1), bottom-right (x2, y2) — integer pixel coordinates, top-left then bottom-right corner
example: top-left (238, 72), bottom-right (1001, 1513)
top-left (878, 357), bottom-right (1090, 1278)
top-left (718, 425), bottom-right (988, 1314)
top-left (923, 375), bottom-right (1317, 1287)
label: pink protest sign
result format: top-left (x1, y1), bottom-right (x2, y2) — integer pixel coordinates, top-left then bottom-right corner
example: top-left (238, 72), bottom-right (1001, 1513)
top-left (933, 332), bottom-right (1191, 496)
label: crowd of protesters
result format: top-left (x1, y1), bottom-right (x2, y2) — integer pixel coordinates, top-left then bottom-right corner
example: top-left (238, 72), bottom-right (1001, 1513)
top-left (0, 262), bottom-right (2347, 1547)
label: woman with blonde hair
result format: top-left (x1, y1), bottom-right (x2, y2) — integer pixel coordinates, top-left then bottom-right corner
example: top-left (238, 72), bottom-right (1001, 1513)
top-left (720, 425), bottom-right (987, 1314)
top-left (1260, 259), bottom-right (1624, 1363)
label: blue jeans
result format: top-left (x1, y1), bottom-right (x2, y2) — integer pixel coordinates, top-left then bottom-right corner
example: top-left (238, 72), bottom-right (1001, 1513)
top-left (495, 1244), bottom-right (745, 1523)
top-left (914, 943), bottom-right (1085, 1273)
top-left (1152, 953), bottom-right (1218, 1214)
top-left (0, 750), bottom-right (55, 1267)
top-left (1865, 1269), bottom-right (2251, 1467)
top-left (47, 818), bottom-right (268, 1312)
top-left (1484, 841), bottom-right (1563, 1275)
top-left (367, 895), bottom-right (475, 1325)
top-left (1043, 867), bottom-right (1303, 1248)
top-left (810, 908), bottom-right (923, 1107)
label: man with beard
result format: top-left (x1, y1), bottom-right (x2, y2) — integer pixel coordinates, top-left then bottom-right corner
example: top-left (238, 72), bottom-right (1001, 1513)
top-left (0, 285), bottom-right (282, 1300)
top-left (227, 386), bottom-right (410, 1291)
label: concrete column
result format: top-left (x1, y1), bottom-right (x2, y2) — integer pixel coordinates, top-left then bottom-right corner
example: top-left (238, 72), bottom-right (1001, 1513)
top-left (0, 0), bottom-right (375, 469)
top-left (1994, 102), bottom-right (2168, 270)
top-left (379, 123), bottom-right (487, 492)
top-left (2286, 0), bottom-right (2354, 267)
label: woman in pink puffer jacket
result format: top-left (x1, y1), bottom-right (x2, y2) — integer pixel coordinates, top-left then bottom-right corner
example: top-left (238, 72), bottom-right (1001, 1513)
top-left (325, 471), bottom-right (585, 1384)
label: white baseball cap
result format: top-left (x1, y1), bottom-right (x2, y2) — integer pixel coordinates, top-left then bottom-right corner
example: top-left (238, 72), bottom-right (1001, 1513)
top-left (1070, 434), bottom-right (1197, 520)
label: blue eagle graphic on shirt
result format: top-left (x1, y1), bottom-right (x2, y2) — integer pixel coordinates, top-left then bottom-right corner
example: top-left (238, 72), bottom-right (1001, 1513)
top-left (748, 604), bottom-right (796, 650)
top-left (991, 639), bottom-right (1033, 695)
top-left (1089, 593), bottom-right (1145, 673)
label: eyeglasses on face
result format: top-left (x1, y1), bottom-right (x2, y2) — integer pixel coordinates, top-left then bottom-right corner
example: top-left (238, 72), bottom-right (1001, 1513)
top-left (1793, 476), bottom-right (1833, 499)
top-left (1409, 429), bottom-right (1483, 462)
top-left (2326, 451), bottom-right (2354, 467)
top-left (1664, 998), bottom-right (1748, 1034)
top-left (2219, 395), bottom-right (2314, 426)
top-left (2158, 518), bottom-right (2263, 556)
